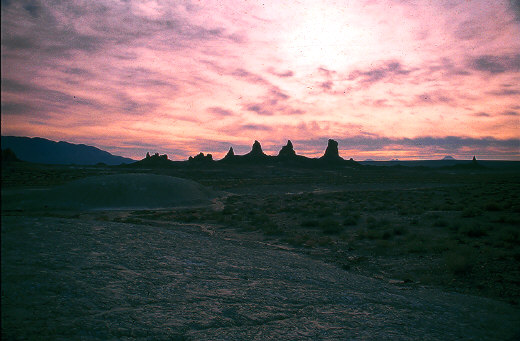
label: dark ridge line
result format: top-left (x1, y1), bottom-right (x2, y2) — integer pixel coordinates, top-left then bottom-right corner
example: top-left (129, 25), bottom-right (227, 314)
top-left (126, 139), bottom-right (493, 170)
top-left (128, 139), bottom-right (360, 168)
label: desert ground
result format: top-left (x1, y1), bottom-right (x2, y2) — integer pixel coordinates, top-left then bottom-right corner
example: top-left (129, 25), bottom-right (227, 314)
top-left (2, 161), bottom-right (520, 339)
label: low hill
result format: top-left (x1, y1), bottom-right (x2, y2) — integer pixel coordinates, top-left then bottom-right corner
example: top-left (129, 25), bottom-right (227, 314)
top-left (1, 136), bottom-right (134, 165)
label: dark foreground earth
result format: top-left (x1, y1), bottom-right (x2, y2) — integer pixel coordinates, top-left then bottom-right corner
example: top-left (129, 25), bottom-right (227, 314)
top-left (2, 216), bottom-right (519, 340)
top-left (2, 161), bottom-right (520, 339)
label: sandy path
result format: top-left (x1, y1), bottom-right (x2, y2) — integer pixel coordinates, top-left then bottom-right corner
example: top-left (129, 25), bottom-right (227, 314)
top-left (2, 216), bottom-right (519, 340)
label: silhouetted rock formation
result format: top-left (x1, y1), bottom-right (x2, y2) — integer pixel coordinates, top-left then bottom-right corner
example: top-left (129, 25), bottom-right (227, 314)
top-left (128, 152), bottom-right (176, 168)
top-left (128, 139), bottom-right (360, 169)
top-left (320, 139), bottom-right (343, 162)
top-left (278, 140), bottom-right (296, 158)
top-left (323, 139), bottom-right (340, 158)
top-left (242, 140), bottom-right (270, 162)
top-left (225, 147), bottom-right (235, 158)
top-left (146, 152), bottom-right (168, 160)
top-left (189, 152), bottom-right (214, 165)
top-left (444, 155), bottom-right (485, 170)
top-left (250, 140), bottom-right (264, 156)
top-left (220, 147), bottom-right (238, 163)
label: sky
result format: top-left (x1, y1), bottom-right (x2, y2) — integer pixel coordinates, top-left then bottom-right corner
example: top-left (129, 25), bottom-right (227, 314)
top-left (1, 0), bottom-right (519, 161)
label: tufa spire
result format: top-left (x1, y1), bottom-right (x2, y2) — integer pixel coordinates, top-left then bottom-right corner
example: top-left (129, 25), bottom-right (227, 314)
top-left (321, 139), bottom-right (340, 160)
top-left (278, 140), bottom-right (296, 158)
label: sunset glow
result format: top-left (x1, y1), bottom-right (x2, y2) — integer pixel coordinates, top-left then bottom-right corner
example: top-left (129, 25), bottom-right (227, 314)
top-left (2, 0), bottom-right (519, 160)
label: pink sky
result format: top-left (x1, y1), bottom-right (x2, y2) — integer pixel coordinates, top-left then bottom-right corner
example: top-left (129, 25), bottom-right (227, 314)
top-left (1, 0), bottom-right (519, 160)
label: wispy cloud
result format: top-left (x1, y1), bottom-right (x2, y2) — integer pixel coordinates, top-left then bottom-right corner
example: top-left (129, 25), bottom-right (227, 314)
top-left (206, 106), bottom-right (235, 117)
top-left (348, 61), bottom-right (412, 86)
top-left (468, 54), bottom-right (520, 74)
top-left (231, 68), bottom-right (268, 84)
top-left (268, 68), bottom-right (294, 78)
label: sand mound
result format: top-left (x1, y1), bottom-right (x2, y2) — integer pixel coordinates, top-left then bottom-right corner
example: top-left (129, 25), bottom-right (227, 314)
top-left (4, 174), bottom-right (216, 210)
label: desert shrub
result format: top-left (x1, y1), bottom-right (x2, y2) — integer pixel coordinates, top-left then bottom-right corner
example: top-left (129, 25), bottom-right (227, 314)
top-left (484, 202), bottom-right (501, 211)
top-left (498, 228), bottom-right (519, 244)
top-left (285, 234), bottom-right (310, 246)
top-left (363, 230), bottom-right (379, 240)
top-left (459, 224), bottom-right (487, 238)
top-left (317, 236), bottom-right (333, 246)
top-left (319, 219), bottom-right (343, 234)
top-left (301, 219), bottom-right (319, 228)
top-left (316, 207), bottom-right (334, 218)
top-left (342, 215), bottom-right (359, 226)
top-left (366, 216), bottom-right (391, 229)
top-left (425, 212), bottom-right (441, 220)
top-left (250, 213), bottom-right (270, 225)
top-left (431, 239), bottom-right (458, 253)
top-left (381, 229), bottom-right (393, 240)
top-left (374, 240), bottom-right (391, 255)
top-left (177, 212), bottom-right (198, 222)
top-left (123, 217), bottom-right (143, 224)
top-left (222, 206), bottom-right (234, 215)
top-left (261, 222), bottom-right (283, 235)
top-left (404, 235), bottom-right (427, 253)
top-left (366, 216), bottom-right (377, 227)
top-left (433, 219), bottom-right (449, 227)
top-left (225, 195), bottom-right (240, 204)
top-left (440, 203), bottom-right (459, 211)
top-left (406, 240), bottom-right (426, 253)
top-left (397, 203), bottom-right (425, 216)
top-left (358, 229), bottom-right (389, 240)
top-left (392, 226), bottom-right (408, 236)
top-left (461, 207), bottom-right (481, 218)
top-left (443, 247), bottom-right (475, 275)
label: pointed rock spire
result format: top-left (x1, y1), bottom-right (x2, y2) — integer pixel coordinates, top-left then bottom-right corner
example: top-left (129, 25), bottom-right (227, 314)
top-left (251, 140), bottom-right (263, 155)
top-left (242, 140), bottom-right (269, 162)
top-left (224, 147), bottom-right (235, 158)
top-left (278, 140), bottom-right (296, 158)
top-left (321, 139), bottom-right (341, 160)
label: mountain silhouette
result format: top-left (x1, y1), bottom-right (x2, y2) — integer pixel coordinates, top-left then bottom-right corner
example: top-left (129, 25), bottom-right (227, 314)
top-left (1, 136), bottom-right (134, 165)
top-left (1, 148), bottom-right (21, 163)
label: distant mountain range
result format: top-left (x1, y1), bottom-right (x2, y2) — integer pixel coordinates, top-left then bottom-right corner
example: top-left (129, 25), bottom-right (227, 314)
top-left (1, 136), bottom-right (134, 165)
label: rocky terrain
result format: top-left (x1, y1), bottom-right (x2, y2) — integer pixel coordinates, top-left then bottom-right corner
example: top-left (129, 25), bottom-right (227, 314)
top-left (2, 150), bottom-right (520, 340)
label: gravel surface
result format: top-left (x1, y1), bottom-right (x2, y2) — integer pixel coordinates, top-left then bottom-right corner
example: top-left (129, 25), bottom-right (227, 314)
top-left (2, 216), bottom-right (519, 340)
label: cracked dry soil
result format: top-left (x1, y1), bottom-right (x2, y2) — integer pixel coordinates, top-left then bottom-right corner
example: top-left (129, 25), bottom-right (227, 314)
top-left (2, 215), bottom-right (519, 340)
